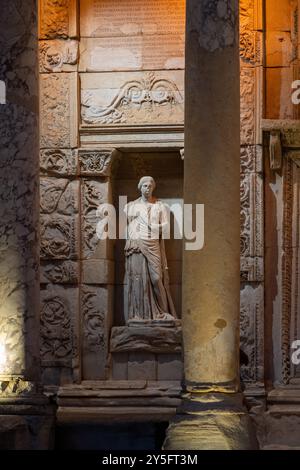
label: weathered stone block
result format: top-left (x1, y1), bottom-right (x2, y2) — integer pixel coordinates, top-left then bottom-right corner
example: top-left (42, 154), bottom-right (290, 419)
top-left (110, 326), bottom-right (182, 354)
top-left (40, 73), bottom-right (78, 148)
top-left (128, 352), bottom-right (156, 381)
top-left (82, 259), bottom-right (114, 284)
top-left (39, 39), bottom-right (79, 72)
top-left (39, 0), bottom-right (78, 39)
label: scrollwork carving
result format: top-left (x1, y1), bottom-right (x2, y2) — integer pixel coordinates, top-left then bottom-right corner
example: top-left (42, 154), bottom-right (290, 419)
top-left (81, 72), bottom-right (183, 125)
top-left (40, 295), bottom-right (72, 361)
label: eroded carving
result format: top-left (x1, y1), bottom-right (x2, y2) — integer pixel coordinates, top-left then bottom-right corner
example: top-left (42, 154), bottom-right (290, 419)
top-left (41, 216), bottom-right (77, 259)
top-left (82, 289), bottom-right (105, 352)
top-left (240, 67), bottom-right (255, 145)
top-left (40, 73), bottom-right (77, 148)
top-left (40, 291), bottom-right (73, 363)
top-left (81, 180), bottom-right (109, 257)
top-left (240, 284), bottom-right (264, 385)
top-left (39, 40), bottom-right (78, 72)
top-left (41, 261), bottom-right (78, 284)
top-left (39, 0), bottom-right (70, 39)
top-left (40, 178), bottom-right (79, 215)
top-left (40, 149), bottom-right (78, 175)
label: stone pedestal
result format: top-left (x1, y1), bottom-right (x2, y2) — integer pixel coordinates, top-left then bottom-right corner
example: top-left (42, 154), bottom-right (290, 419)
top-left (164, 0), bottom-right (257, 449)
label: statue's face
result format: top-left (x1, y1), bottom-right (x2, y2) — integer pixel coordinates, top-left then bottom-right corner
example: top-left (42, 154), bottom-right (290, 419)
top-left (140, 180), bottom-right (154, 199)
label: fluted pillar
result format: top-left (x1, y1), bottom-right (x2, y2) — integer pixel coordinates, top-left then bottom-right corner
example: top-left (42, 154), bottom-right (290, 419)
top-left (164, 0), bottom-right (257, 450)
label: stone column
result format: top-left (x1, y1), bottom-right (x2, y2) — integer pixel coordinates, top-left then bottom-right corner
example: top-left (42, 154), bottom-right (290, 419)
top-left (0, 0), bottom-right (53, 449)
top-left (164, 0), bottom-right (257, 449)
top-left (0, 0), bottom-right (40, 387)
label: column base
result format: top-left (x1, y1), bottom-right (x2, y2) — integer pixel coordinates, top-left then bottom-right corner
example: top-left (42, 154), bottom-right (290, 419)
top-left (163, 392), bottom-right (258, 450)
top-left (0, 376), bottom-right (55, 450)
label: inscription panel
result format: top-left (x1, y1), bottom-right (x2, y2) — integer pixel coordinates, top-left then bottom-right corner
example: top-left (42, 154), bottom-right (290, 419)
top-left (81, 0), bottom-right (185, 38)
top-left (80, 35), bottom-right (184, 72)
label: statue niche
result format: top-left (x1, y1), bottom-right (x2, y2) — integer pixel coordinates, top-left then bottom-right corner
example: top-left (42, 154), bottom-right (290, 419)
top-left (124, 176), bottom-right (177, 326)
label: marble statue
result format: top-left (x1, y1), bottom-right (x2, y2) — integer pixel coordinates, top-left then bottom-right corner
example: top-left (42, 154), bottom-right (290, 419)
top-left (124, 176), bottom-right (177, 324)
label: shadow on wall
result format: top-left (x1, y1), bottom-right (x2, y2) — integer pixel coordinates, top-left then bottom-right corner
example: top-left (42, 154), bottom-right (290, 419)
top-left (55, 422), bottom-right (169, 450)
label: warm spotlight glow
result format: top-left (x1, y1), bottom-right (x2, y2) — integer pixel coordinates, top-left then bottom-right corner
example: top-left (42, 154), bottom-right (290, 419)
top-left (0, 342), bottom-right (7, 371)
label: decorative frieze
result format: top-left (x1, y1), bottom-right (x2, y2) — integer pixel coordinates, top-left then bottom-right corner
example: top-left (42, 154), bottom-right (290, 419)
top-left (40, 149), bottom-right (78, 176)
top-left (240, 172), bottom-right (264, 260)
top-left (80, 71), bottom-right (184, 126)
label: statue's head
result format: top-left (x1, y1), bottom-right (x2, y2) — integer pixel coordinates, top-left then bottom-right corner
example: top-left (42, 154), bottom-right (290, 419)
top-left (138, 176), bottom-right (156, 199)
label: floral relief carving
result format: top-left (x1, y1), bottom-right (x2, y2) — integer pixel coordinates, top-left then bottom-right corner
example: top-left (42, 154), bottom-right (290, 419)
top-left (81, 180), bottom-right (109, 257)
top-left (41, 261), bottom-right (78, 284)
top-left (240, 67), bottom-right (255, 145)
top-left (41, 217), bottom-right (77, 259)
top-left (40, 73), bottom-right (77, 148)
top-left (82, 290), bottom-right (105, 352)
top-left (40, 295), bottom-right (72, 361)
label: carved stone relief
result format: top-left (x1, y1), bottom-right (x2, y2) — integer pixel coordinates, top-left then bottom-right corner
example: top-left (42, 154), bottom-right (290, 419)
top-left (240, 67), bottom-right (256, 145)
top-left (78, 150), bottom-right (113, 176)
top-left (39, 0), bottom-right (78, 39)
top-left (40, 73), bottom-right (78, 148)
top-left (240, 172), bottom-right (264, 281)
top-left (81, 285), bottom-right (112, 380)
top-left (241, 145), bottom-right (263, 174)
top-left (39, 39), bottom-right (78, 72)
top-left (81, 71), bottom-right (184, 126)
top-left (240, 283), bottom-right (264, 385)
top-left (40, 178), bottom-right (79, 260)
top-left (40, 149), bottom-right (78, 176)
top-left (40, 285), bottom-right (79, 368)
top-left (40, 261), bottom-right (79, 284)
top-left (81, 179), bottom-right (110, 258)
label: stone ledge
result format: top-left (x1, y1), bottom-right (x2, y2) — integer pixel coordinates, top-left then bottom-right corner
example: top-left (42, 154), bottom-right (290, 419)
top-left (110, 326), bottom-right (182, 353)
